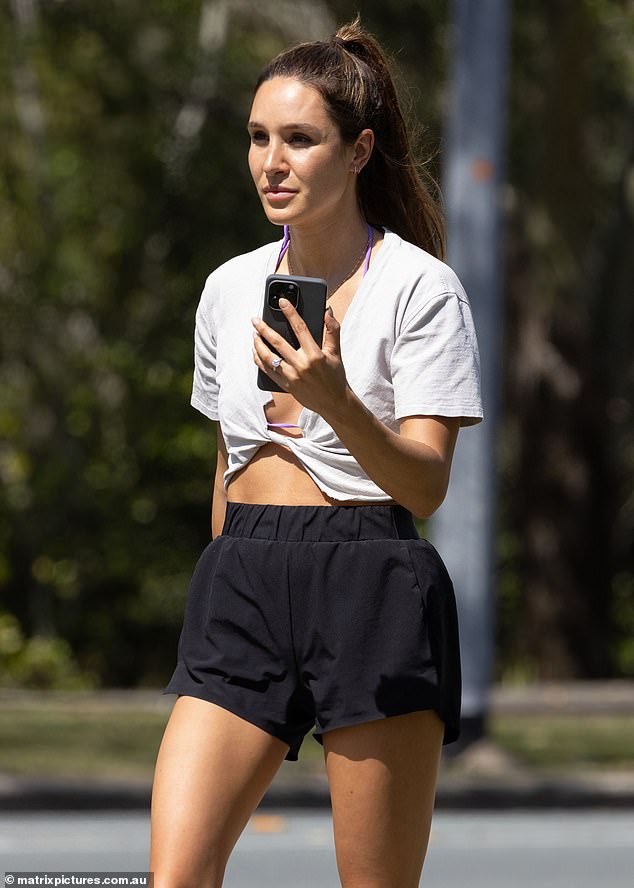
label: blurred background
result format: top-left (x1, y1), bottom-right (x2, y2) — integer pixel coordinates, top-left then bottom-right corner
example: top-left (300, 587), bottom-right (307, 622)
top-left (1, 0), bottom-right (633, 791)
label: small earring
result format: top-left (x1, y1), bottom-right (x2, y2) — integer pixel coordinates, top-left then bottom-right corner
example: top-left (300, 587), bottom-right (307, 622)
top-left (352, 165), bottom-right (359, 174)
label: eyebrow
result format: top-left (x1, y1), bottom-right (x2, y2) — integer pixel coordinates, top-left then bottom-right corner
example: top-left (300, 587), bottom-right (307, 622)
top-left (247, 121), bottom-right (321, 134)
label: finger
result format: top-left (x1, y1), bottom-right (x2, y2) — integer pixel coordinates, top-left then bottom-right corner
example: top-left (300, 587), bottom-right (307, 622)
top-left (252, 345), bottom-right (288, 388)
top-left (322, 305), bottom-right (341, 356)
top-left (253, 329), bottom-right (284, 368)
top-left (251, 317), bottom-right (297, 364)
top-left (278, 298), bottom-right (320, 353)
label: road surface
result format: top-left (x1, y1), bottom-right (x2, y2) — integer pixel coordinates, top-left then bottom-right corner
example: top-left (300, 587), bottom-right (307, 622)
top-left (1, 809), bottom-right (632, 886)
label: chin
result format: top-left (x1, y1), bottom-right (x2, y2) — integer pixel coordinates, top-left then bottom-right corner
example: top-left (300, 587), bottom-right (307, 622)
top-left (263, 211), bottom-right (289, 226)
top-left (260, 202), bottom-right (307, 229)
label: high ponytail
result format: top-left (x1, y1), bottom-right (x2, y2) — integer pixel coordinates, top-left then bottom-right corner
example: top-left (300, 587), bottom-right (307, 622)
top-left (254, 15), bottom-right (446, 260)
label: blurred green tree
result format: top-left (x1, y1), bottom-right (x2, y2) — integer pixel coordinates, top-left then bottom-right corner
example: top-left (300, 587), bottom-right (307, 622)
top-left (497, 0), bottom-right (634, 679)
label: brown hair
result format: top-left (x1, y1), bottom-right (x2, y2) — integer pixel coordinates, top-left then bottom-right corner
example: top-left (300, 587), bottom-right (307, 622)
top-left (254, 16), bottom-right (446, 260)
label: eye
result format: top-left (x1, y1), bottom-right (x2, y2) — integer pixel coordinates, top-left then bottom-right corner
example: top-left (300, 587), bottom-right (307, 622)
top-left (249, 130), bottom-right (267, 143)
top-left (289, 133), bottom-right (312, 145)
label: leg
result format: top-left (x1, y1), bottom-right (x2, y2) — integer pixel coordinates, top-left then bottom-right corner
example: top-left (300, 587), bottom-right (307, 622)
top-left (323, 710), bottom-right (444, 888)
top-left (150, 695), bottom-right (289, 888)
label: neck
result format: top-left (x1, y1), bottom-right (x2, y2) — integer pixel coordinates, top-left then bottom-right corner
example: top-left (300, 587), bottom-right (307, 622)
top-left (285, 211), bottom-right (370, 281)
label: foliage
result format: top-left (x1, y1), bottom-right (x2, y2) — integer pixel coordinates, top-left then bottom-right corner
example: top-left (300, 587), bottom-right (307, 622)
top-left (496, 0), bottom-right (634, 678)
top-left (0, 611), bottom-right (93, 689)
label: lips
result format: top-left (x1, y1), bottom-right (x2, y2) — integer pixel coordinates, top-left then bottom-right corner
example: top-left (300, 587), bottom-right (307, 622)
top-left (263, 187), bottom-right (297, 205)
top-left (264, 187), bottom-right (296, 195)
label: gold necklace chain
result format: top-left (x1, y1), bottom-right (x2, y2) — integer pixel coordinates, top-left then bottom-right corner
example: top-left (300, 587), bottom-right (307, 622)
top-left (287, 228), bottom-right (373, 300)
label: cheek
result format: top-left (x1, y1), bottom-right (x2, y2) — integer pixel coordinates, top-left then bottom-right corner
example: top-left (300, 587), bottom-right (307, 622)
top-left (300, 153), bottom-right (347, 191)
top-left (247, 146), bottom-right (260, 179)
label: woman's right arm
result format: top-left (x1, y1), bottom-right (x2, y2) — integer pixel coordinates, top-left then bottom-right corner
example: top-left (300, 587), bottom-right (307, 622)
top-left (211, 424), bottom-right (228, 539)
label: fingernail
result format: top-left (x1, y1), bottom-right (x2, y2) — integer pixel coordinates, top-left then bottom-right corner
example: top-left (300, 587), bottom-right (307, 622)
top-left (327, 306), bottom-right (334, 317)
top-left (279, 298), bottom-right (288, 307)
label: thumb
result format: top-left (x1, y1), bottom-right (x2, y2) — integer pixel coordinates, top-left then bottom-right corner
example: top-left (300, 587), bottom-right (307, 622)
top-left (322, 305), bottom-right (341, 354)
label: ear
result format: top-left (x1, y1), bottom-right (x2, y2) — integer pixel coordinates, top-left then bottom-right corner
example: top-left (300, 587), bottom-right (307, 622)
top-left (350, 128), bottom-right (374, 174)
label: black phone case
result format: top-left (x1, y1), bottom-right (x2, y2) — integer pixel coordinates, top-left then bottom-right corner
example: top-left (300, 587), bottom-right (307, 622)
top-left (257, 273), bottom-right (328, 393)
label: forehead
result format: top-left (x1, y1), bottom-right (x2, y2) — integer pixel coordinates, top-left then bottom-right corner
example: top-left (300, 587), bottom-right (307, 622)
top-left (249, 77), bottom-right (332, 128)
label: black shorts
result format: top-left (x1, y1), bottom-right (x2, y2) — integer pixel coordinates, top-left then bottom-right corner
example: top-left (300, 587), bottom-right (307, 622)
top-left (162, 501), bottom-right (461, 761)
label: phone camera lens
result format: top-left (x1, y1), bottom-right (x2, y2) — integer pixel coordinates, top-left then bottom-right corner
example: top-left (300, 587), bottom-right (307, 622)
top-left (268, 279), bottom-right (299, 310)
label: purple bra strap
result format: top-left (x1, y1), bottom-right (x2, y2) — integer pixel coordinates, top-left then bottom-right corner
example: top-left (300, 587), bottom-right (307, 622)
top-left (363, 223), bottom-right (373, 275)
top-left (266, 422), bottom-right (301, 428)
top-left (275, 225), bottom-right (290, 271)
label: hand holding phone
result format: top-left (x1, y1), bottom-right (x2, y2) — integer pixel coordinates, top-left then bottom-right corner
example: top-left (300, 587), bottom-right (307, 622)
top-left (256, 273), bottom-right (328, 392)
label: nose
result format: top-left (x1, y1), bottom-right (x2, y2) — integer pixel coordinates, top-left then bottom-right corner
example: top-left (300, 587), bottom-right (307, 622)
top-left (263, 137), bottom-right (287, 176)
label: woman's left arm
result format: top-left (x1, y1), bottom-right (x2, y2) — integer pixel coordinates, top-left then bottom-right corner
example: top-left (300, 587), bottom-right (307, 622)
top-left (324, 392), bottom-right (460, 519)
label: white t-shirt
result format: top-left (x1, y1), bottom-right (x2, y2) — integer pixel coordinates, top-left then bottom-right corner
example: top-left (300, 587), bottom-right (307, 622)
top-left (191, 228), bottom-right (483, 502)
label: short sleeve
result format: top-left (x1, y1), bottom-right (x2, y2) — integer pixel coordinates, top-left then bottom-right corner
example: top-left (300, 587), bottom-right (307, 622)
top-left (190, 275), bottom-right (220, 421)
top-left (390, 290), bottom-right (483, 427)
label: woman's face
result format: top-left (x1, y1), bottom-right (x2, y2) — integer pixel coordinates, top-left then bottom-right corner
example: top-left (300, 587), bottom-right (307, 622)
top-left (248, 76), bottom-right (356, 229)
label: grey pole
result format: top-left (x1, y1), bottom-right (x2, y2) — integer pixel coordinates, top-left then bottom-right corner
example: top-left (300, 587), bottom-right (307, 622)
top-left (430, 0), bottom-right (510, 745)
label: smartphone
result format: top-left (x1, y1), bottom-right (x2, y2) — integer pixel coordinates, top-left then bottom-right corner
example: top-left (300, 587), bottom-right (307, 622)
top-left (257, 273), bottom-right (328, 393)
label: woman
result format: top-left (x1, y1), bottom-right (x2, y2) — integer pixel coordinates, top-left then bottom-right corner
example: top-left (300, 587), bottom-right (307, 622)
top-left (151, 17), bottom-right (483, 888)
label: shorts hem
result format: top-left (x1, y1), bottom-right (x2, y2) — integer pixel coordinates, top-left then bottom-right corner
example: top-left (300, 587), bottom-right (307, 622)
top-left (161, 682), bottom-right (304, 760)
top-left (313, 705), bottom-right (459, 747)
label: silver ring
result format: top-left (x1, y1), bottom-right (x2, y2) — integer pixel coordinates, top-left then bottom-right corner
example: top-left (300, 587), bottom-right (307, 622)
top-left (271, 357), bottom-right (282, 370)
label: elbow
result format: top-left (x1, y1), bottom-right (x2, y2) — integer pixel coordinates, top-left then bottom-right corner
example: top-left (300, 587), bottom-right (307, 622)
top-left (412, 502), bottom-right (440, 521)
top-left (411, 481), bottom-right (449, 521)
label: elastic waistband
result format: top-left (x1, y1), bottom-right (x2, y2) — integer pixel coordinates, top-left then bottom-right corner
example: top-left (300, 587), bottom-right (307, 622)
top-left (221, 501), bottom-right (419, 542)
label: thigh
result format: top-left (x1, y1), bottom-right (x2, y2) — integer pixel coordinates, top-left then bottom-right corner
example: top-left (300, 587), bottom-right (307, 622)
top-left (150, 695), bottom-right (289, 887)
top-left (323, 709), bottom-right (444, 888)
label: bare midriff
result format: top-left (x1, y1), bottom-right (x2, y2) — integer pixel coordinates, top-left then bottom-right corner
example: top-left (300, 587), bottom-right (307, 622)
top-left (227, 420), bottom-right (395, 507)
top-left (226, 439), bottom-right (373, 506)
top-left (226, 230), bottom-right (396, 508)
